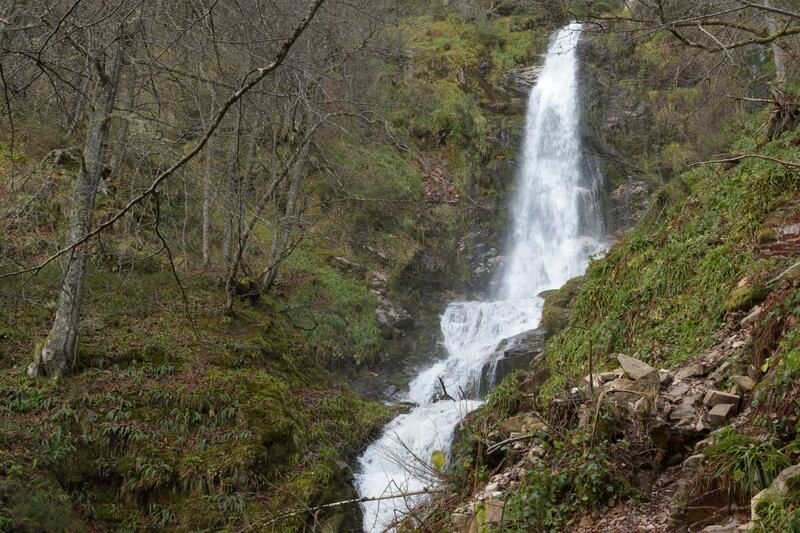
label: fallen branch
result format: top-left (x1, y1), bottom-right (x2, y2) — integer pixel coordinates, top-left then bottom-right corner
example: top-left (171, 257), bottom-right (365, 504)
top-left (236, 487), bottom-right (439, 531)
top-left (691, 154), bottom-right (800, 170)
top-left (487, 432), bottom-right (535, 454)
top-left (437, 377), bottom-right (454, 401)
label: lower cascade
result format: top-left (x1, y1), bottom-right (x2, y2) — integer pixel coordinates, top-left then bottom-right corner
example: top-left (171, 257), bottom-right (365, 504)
top-left (355, 23), bottom-right (605, 531)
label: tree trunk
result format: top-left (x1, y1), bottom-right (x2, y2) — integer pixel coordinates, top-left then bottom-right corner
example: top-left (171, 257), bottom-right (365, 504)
top-left (221, 132), bottom-right (239, 277)
top-left (222, 136), bottom-right (259, 313)
top-left (261, 140), bottom-right (309, 293)
top-left (202, 143), bottom-right (213, 268)
top-left (29, 45), bottom-right (123, 378)
top-left (766, 0), bottom-right (786, 86)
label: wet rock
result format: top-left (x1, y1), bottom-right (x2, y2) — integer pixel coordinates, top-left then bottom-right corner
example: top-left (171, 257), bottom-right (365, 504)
top-left (375, 297), bottom-right (413, 339)
top-left (502, 65), bottom-right (543, 93)
top-left (383, 385), bottom-right (398, 400)
top-left (709, 403), bottom-right (736, 426)
top-left (478, 329), bottom-right (545, 395)
top-left (703, 389), bottom-right (740, 407)
top-left (618, 354), bottom-right (656, 380)
top-left (610, 180), bottom-right (652, 230)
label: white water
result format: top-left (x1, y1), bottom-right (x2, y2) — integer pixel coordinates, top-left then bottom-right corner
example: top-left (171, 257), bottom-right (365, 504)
top-left (355, 23), bottom-right (604, 532)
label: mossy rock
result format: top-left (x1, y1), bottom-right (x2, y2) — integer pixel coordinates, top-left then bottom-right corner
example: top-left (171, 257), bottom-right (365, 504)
top-left (724, 283), bottom-right (769, 313)
top-left (757, 228), bottom-right (778, 244)
top-left (540, 276), bottom-right (585, 337)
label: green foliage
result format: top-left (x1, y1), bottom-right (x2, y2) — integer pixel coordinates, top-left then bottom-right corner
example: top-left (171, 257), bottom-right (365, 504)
top-left (274, 246), bottom-right (383, 365)
top-left (431, 449), bottom-right (446, 471)
top-left (724, 283), bottom-right (769, 313)
top-left (700, 428), bottom-right (791, 501)
top-left (325, 140), bottom-right (423, 232)
top-left (484, 372), bottom-right (524, 418)
top-left (753, 491), bottom-right (800, 533)
top-left (545, 132), bottom-right (800, 384)
top-left (503, 448), bottom-right (624, 531)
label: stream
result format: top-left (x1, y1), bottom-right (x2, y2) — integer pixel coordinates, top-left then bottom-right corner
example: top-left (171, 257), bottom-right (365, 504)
top-left (354, 23), bottom-right (605, 532)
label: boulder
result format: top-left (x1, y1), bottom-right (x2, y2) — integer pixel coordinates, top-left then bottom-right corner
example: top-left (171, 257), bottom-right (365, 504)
top-left (676, 363), bottom-right (706, 380)
top-left (478, 329), bottom-right (546, 396)
top-left (708, 403), bottom-right (736, 426)
top-left (703, 390), bottom-right (740, 407)
top-left (606, 371), bottom-right (659, 410)
top-left (731, 375), bottom-right (755, 393)
top-left (618, 354), bottom-right (656, 380)
top-left (769, 463), bottom-right (800, 495)
top-left (752, 464), bottom-right (800, 522)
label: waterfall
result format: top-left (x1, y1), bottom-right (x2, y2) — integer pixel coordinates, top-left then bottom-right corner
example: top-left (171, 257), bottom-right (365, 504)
top-left (355, 23), bottom-right (604, 532)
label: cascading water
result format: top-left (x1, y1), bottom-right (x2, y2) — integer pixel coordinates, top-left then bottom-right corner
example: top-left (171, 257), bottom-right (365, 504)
top-left (355, 23), bottom-right (604, 532)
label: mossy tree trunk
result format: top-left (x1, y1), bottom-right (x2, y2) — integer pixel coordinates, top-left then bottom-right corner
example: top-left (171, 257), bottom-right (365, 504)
top-left (29, 43), bottom-right (124, 378)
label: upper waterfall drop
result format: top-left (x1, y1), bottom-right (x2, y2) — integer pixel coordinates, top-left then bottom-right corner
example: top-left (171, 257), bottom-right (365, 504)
top-left (499, 21), bottom-right (603, 300)
top-left (355, 23), bottom-right (605, 532)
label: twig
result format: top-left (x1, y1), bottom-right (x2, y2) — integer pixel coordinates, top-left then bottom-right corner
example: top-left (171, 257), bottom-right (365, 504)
top-left (153, 193), bottom-right (200, 341)
top-left (590, 388), bottom-right (653, 448)
top-left (487, 433), bottom-right (535, 454)
top-left (691, 154), bottom-right (800, 170)
top-left (588, 338), bottom-right (595, 397)
top-left (437, 377), bottom-right (454, 401)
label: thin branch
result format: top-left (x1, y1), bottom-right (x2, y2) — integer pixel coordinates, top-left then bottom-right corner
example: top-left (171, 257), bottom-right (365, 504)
top-left (691, 154), bottom-right (800, 169)
top-left (153, 193), bottom-right (200, 341)
top-left (236, 488), bottom-right (440, 531)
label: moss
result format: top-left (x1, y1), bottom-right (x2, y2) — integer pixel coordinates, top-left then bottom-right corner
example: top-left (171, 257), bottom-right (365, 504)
top-left (540, 129), bottom-right (800, 392)
top-left (540, 276), bottom-right (585, 337)
top-left (724, 283), bottom-right (770, 313)
top-left (757, 227), bottom-right (778, 244)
